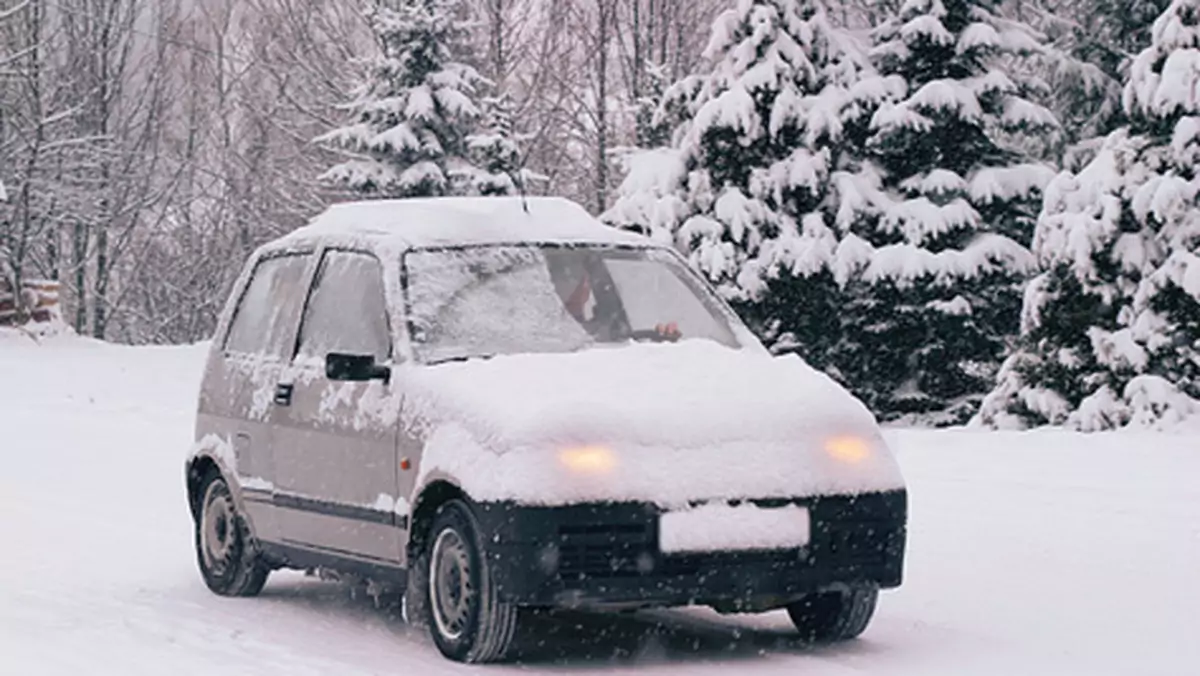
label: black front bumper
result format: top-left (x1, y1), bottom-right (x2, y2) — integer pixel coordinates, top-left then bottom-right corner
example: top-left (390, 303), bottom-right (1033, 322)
top-left (473, 490), bottom-right (907, 609)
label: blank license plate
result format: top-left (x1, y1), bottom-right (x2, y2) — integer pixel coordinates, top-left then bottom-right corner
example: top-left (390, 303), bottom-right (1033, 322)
top-left (659, 503), bottom-right (810, 554)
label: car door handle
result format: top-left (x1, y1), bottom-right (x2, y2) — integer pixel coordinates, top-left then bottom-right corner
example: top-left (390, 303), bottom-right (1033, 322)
top-left (273, 383), bottom-right (294, 406)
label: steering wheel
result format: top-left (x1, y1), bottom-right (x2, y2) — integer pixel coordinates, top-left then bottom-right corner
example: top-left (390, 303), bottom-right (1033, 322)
top-left (629, 328), bottom-right (681, 343)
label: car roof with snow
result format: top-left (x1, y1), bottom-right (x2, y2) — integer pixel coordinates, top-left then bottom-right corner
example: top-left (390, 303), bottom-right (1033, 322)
top-left (267, 196), bottom-right (652, 256)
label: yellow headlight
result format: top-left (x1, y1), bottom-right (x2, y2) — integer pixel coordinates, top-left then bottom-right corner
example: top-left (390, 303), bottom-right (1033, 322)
top-left (558, 446), bottom-right (617, 474)
top-left (825, 436), bottom-right (870, 464)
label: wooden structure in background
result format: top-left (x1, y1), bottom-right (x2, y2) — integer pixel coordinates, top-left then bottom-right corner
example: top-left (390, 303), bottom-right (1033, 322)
top-left (0, 279), bottom-right (61, 326)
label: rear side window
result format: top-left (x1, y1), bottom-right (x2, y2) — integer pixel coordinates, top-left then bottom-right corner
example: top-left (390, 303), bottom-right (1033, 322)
top-left (296, 251), bottom-right (391, 363)
top-left (225, 254), bottom-right (311, 357)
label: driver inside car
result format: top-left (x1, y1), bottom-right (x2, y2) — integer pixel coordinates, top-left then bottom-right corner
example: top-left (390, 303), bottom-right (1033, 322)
top-left (547, 250), bottom-right (682, 342)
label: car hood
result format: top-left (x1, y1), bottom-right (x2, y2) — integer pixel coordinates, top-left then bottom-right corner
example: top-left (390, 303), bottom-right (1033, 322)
top-left (404, 341), bottom-right (905, 504)
top-left (405, 340), bottom-right (875, 448)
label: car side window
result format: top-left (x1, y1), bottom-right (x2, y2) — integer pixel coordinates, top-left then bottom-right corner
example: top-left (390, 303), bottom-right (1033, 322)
top-left (225, 254), bottom-right (311, 357)
top-left (296, 251), bottom-right (391, 363)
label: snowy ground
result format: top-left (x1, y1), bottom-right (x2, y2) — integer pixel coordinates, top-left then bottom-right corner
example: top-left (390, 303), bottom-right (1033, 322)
top-left (1, 333), bottom-right (1197, 675)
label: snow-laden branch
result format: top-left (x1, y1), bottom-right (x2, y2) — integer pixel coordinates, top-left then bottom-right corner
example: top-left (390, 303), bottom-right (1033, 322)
top-left (0, 0), bottom-right (30, 23)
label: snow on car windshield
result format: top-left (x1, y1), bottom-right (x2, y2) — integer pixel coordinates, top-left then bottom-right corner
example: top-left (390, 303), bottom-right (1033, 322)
top-left (405, 245), bottom-right (740, 363)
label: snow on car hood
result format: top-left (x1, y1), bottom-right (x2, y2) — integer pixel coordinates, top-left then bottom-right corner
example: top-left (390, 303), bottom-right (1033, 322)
top-left (408, 340), bottom-right (871, 448)
top-left (405, 340), bottom-right (906, 506)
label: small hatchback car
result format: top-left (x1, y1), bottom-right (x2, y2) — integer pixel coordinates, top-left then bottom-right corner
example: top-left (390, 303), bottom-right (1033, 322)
top-left (186, 197), bottom-right (907, 663)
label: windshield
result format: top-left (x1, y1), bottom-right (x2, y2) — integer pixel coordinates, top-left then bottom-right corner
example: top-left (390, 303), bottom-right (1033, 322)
top-left (405, 245), bottom-right (741, 363)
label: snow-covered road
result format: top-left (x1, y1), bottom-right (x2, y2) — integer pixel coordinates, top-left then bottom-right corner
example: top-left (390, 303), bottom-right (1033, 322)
top-left (1, 335), bottom-right (1197, 675)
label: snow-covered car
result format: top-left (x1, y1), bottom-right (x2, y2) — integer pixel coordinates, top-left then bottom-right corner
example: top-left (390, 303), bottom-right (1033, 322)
top-left (185, 197), bottom-right (908, 663)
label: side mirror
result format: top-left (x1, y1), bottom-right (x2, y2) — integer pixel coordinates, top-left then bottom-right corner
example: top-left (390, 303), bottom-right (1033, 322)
top-left (326, 352), bottom-right (391, 383)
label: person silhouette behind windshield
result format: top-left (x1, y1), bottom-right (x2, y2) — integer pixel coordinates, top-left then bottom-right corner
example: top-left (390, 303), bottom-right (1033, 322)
top-left (546, 251), bottom-right (681, 342)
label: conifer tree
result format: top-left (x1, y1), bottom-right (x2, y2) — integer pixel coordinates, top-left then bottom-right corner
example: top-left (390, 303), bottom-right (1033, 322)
top-left (978, 0), bottom-right (1200, 429)
top-left (832, 0), bottom-right (1060, 422)
top-left (465, 94), bottom-right (527, 196)
top-left (603, 0), bottom-right (874, 376)
top-left (634, 62), bottom-right (673, 150)
top-left (316, 0), bottom-right (489, 198)
top-left (1047, 0), bottom-right (1172, 150)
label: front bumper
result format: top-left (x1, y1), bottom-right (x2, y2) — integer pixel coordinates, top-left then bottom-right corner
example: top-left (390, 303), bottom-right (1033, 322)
top-left (473, 490), bottom-right (907, 609)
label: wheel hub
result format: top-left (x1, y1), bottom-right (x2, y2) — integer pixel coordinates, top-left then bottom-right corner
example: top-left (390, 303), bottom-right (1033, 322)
top-left (429, 528), bottom-right (475, 641)
top-left (201, 489), bottom-right (237, 572)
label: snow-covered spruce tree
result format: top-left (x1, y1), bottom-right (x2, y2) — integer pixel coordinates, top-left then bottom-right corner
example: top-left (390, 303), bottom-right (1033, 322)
top-left (603, 0), bottom-right (877, 377)
top-left (1040, 0), bottom-right (1172, 156)
top-left (826, 0), bottom-right (1060, 423)
top-left (316, 0), bottom-right (490, 198)
top-left (464, 94), bottom-right (526, 196)
top-left (1124, 0), bottom-right (1200, 423)
top-left (634, 62), bottom-right (674, 150)
top-left (973, 135), bottom-right (1142, 428)
top-left (977, 0), bottom-right (1200, 430)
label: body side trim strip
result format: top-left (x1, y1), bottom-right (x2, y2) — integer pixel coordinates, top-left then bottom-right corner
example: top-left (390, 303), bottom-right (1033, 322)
top-left (269, 490), bottom-right (408, 529)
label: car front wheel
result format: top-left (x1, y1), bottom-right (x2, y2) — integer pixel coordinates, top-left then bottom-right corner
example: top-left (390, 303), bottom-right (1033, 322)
top-left (195, 471), bottom-right (269, 597)
top-left (423, 500), bottom-right (519, 663)
top-left (787, 587), bottom-right (878, 642)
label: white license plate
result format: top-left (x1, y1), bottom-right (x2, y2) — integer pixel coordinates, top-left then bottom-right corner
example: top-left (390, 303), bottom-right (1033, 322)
top-left (659, 503), bottom-right (811, 554)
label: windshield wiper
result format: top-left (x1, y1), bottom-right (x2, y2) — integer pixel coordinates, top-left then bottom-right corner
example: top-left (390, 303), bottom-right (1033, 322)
top-left (427, 353), bottom-right (497, 365)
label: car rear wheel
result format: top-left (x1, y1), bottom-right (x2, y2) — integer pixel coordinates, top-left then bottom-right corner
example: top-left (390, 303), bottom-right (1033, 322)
top-left (787, 587), bottom-right (878, 642)
top-left (423, 500), bottom-right (519, 663)
top-left (195, 471), bottom-right (269, 597)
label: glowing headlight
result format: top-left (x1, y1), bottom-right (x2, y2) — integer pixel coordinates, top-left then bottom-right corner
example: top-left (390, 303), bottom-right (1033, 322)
top-left (824, 435), bottom-right (871, 464)
top-left (558, 446), bottom-right (617, 474)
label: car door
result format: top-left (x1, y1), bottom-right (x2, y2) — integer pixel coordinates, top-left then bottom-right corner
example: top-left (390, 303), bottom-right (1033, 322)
top-left (269, 249), bottom-right (404, 565)
top-left (199, 251), bottom-right (314, 544)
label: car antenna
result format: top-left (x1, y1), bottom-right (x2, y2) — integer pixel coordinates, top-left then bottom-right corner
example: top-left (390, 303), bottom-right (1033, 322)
top-left (508, 152), bottom-right (530, 214)
top-left (516, 172), bottom-right (529, 214)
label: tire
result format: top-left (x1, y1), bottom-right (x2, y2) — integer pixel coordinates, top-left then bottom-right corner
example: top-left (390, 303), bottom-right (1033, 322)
top-left (786, 587), bottom-right (878, 642)
top-left (194, 470), bottom-right (269, 597)
top-left (421, 499), bottom-right (519, 663)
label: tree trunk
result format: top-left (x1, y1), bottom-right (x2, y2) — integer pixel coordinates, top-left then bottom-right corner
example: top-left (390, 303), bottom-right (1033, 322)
top-left (38, 145), bottom-right (64, 283)
top-left (661, 0), bottom-right (674, 70)
top-left (489, 0), bottom-right (504, 85)
top-left (73, 218), bottom-right (87, 333)
top-left (12, 0), bottom-right (45, 293)
top-left (91, 3), bottom-right (114, 340)
top-left (45, 221), bottom-right (57, 280)
top-left (631, 0), bottom-right (641, 101)
top-left (93, 214), bottom-right (107, 339)
top-left (596, 0), bottom-right (611, 213)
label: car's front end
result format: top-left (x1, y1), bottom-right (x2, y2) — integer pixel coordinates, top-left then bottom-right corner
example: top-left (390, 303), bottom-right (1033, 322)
top-left (473, 490), bottom-right (906, 612)
top-left (406, 342), bottom-right (908, 620)
top-left (401, 239), bottom-right (908, 660)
